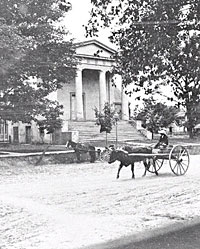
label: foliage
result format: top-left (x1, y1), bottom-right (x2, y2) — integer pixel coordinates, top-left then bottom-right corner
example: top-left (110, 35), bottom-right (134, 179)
top-left (87, 0), bottom-right (200, 137)
top-left (37, 102), bottom-right (63, 134)
top-left (134, 98), bottom-right (179, 134)
top-left (94, 102), bottom-right (115, 133)
top-left (0, 0), bottom-right (77, 129)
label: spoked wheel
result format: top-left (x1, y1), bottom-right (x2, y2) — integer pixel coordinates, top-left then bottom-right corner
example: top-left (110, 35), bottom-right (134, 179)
top-left (147, 157), bottom-right (164, 173)
top-left (100, 149), bottom-right (111, 162)
top-left (169, 145), bottom-right (190, 176)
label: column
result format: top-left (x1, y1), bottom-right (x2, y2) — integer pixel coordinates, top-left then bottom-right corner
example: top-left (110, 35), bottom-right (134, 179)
top-left (75, 68), bottom-right (84, 120)
top-left (109, 73), bottom-right (115, 104)
top-left (121, 87), bottom-right (129, 120)
top-left (99, 70), bottom-right (107, 112)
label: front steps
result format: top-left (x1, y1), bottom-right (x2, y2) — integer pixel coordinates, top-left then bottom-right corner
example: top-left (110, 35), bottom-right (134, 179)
top-left (68, 120), bottom-right (146, 143)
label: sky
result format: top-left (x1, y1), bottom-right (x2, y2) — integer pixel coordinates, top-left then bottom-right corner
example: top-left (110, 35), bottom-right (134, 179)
top-left (63, 0), bottom-right (112, 46)
top-left (63, 0), bottom-right (175, 109)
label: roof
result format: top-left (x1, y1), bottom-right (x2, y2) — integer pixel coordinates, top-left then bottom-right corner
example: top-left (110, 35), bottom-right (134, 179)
top-left (175, 109), bottom-right (186, 118)
top-left (167, 121), bottom-right (179, 127)
top-left (75, 39), bottom-right (116, 54)
top-left (194, 124), bottom-right (200, 129)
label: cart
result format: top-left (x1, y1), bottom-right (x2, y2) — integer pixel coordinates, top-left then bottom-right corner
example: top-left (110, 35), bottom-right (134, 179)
top-left (101, 144), bottom-right (190, 176)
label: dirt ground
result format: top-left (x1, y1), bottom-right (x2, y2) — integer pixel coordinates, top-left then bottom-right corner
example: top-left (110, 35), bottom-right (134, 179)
top-left (0, 155), bottom-right (200, 249)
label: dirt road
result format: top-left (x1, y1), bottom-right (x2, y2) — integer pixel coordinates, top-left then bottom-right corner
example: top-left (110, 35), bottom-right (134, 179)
top-left (0, 155), bottom-right (200, 249)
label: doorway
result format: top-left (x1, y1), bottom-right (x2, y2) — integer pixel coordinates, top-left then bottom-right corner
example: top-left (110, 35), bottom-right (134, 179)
top-left (13, 127), bottom-right (19, 143)
top-left (114, 102), bottom-right (122, 119)
top-left (25, 126), bottom-right (32, 144)
top-left (70, 92), bottom-right (86, 120)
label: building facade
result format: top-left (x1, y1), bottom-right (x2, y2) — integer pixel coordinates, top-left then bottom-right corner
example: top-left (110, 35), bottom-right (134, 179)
top-left (57, 39), bottom-right (129, 123)
top-left (1, 40), bottom-right (129, 144)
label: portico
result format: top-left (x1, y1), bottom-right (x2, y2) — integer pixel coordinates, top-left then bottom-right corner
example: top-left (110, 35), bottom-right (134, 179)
top-left (75, 68), bottom-right (111, 119)
top-left (0, 40), bottom-right (133, 144)
top-left (58, 40), bottom-right (129, 122)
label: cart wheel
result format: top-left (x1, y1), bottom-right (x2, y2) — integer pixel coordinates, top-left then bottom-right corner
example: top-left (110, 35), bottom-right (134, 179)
top-left (100, 149), bottom-right (111, 162)
top-left (169, 145), bottom-right (190, 176)
top-left (147, 158), bottom-right (164, 173)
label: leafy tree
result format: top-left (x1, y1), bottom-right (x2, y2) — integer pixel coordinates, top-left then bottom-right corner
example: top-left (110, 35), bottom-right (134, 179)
top-left (38, 102), bottom-right (63, 134)
top-left (0, 0), bottom-right (77, 129)
top-left (94, 102), bottom-right (115, 145)
top-left (134, 98), bottom-right (179, 136)
top-left (86, 0), bottom-right (200, 138)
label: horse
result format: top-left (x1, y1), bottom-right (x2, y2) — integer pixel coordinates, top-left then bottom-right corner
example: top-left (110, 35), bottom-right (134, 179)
top-left (66, 140), bottom-right (96, 163)
top-left (122, 145), bottom-right (152, 154)
top-left (108, 149), bottom-right (158, 179)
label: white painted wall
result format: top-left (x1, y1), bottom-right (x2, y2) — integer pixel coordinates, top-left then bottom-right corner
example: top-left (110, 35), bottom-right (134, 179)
top-left (57, 79), bottom-right (76, 120)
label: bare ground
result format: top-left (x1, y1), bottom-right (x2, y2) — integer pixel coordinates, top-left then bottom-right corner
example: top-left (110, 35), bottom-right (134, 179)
top-left (0, 155), bottom-right (200, 249)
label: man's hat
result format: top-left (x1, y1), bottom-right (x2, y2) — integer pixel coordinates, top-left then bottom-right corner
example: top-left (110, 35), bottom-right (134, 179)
top-left (158, 129), bottom-right (167, 135)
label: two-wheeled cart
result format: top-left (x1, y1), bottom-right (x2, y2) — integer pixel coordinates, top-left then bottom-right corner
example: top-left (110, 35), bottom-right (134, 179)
top-left (128, 144), bottom-right (190, 176)
top-left (101, 144), bottom-right (190, 176)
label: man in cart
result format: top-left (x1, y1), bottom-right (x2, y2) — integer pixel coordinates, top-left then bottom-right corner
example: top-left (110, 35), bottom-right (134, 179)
top-left (154, 129), bottom-right (169, 150)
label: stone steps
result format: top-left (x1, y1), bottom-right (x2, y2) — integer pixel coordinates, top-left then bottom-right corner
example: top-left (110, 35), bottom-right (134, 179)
top-left (68, 120), bottom-right (146, 142)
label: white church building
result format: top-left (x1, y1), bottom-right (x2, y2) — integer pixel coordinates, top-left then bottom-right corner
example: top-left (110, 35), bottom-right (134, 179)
top-left (1, 40), bottom-right (139, 144)
top-left (58, 39), bottom-right (129, 122)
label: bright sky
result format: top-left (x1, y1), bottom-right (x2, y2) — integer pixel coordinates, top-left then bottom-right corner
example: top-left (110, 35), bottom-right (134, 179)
top-left (63, 0), bottom-right (174, 109)
top-left (63, 0), bottom-right (112, 46)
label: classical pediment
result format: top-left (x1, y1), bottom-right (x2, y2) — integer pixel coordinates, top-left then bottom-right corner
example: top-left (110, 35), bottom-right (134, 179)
top-left (75, 40), bottom-right (116, 59)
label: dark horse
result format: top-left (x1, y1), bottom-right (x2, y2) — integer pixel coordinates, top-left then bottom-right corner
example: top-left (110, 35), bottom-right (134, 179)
top-left (108, 149), bottom-right (158, 179)
top-left (66, 140), bottom-right (96, 163)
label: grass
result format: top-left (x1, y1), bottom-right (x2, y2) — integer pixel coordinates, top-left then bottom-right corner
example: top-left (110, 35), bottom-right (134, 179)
top-left (0, 143), bottom-right (67, 153)
top-left (88, 136), bottom-right (200, 148)
top-left (0, 135), bottom-right (199, 154)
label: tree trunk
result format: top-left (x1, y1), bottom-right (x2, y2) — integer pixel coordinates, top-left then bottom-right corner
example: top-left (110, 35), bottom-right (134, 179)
top-left (187, 126), bottom-right (193, 139)
top-left (186, 105), bottom-right (194, 139)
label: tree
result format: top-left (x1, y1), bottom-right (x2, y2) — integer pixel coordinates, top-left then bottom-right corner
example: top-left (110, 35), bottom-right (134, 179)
top-left (37, 102), bottom-right (63, 134)
top-left (0, 0), bottom-right (77, 128)
top-left (94, 102), bottom-right (115, 145)
top-left (134, 98), bottom-right (179, 136)
top-left (86, 0), bottom-right (200, 138)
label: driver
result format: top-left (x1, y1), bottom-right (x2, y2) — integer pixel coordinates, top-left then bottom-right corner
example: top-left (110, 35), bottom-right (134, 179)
top-left (154, 129), bottom-right (168, 149)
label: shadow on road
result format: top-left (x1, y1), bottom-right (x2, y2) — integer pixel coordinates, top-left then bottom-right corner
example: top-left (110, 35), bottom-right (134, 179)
top-left (82, 219), bottom-right (200, 249)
